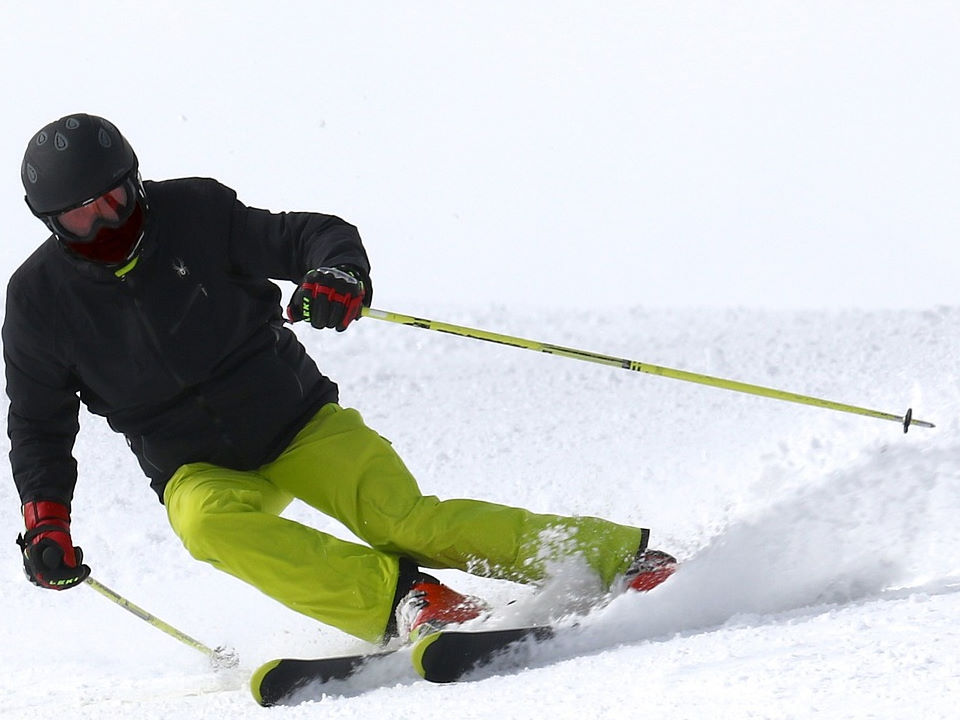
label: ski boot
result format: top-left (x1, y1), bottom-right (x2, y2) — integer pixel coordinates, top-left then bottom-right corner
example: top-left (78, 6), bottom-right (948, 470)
top-left (623, 549), bottom-right (677, 593)
top-left (395, 579), bottom-right (489, 642)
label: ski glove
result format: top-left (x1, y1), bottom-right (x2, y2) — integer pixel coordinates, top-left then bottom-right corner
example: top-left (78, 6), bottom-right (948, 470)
top-left (17, 500), bottom-right (91, 590)
top-left (286, 266), bottom-right (367, 332)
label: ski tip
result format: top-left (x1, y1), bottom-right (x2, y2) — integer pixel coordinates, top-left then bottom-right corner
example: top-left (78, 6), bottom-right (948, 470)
top-left (410, 631), bottom-right (443, 680)
top-left (411, 626), bottom-right (557, 683)
top-left (250, 659), bottom-right (284, 707)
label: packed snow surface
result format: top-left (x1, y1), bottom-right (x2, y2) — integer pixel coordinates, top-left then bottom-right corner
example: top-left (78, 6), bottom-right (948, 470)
top-left (2, 306), bottom-right (958, 719)
top-left (2, 2), bottom-right (959, 718)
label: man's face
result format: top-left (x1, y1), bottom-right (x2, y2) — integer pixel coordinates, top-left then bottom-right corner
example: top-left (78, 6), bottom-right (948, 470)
top-left (46, 176), bottom-right (146, 266)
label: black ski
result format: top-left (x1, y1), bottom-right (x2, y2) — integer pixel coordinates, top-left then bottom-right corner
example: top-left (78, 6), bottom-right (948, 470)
top-left (252, 561), bottom-right (678, 704)
top-left (251, 626), bottom-right (557, 704)
top-left (411, 626), bottom-right (556, 683)
top-left (251, 648), bottom-right (398, 706)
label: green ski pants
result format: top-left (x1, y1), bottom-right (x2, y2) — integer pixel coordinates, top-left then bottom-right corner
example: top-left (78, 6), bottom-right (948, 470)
top-left (164, 404), bottom-right (646, 642)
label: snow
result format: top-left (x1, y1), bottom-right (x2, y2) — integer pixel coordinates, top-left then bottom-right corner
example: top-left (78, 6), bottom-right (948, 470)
top-left (2, 2), bottom-right (959, 719)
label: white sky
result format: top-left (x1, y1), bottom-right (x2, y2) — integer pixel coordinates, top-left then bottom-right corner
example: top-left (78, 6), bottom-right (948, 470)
top-left (2, 1), bottom-right (958, 311)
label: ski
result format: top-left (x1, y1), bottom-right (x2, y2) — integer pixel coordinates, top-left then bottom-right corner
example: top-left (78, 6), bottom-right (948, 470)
top-left (411, 625), bottom-right (556, 683)
top-left (251, 648), bottom-right (399, 706)
top-left (252, 559), bottom-right (679, 703)
top-left (251, 626), bottom-right (557, 704)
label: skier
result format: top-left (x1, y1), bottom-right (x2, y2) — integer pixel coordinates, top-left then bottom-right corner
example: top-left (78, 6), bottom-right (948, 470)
top-left (5, 113), bottom-right (676, 644)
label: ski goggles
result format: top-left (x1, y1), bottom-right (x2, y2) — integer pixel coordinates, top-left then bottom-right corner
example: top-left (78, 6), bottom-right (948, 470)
top-left (45, 176), bottom-right (147, 265)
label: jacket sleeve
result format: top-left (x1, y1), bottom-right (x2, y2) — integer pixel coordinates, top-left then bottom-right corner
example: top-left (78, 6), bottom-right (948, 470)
top-left (3, 276), bottom-right (80, 507)
top-left (226, 190), bottom-right (373, 295)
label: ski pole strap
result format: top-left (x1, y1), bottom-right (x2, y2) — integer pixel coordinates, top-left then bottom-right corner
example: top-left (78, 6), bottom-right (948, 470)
top-left (360, 307), bottom-right (934, 432)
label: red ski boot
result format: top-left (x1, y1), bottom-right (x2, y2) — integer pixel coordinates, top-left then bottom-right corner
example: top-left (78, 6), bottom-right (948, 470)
top-left (623, 549), bottom-right (678, 593)
top-left (395, 580), bottom-right (489, 641)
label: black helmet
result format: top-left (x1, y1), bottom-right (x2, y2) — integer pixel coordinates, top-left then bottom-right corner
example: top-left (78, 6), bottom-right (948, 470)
top-left (22, 114), bottom-right (148, 267)
top-left (22, 113), bottom-right (138, 215)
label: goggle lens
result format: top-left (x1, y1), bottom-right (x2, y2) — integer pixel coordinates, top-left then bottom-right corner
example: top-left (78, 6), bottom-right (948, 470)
top-left (63, 200), bottom-right (145, 265)
top-left (47, 177), bottom-right (146, 266)
top-left (53, 180), bottom-right (134, 241)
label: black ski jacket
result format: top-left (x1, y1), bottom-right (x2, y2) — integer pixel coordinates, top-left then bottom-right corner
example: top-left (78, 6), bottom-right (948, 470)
top-left (4, 177), bottom-right (371, 503)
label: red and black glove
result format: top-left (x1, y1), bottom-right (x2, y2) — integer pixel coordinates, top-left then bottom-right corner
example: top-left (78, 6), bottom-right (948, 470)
top-left (286, 266), bottom-right (366, 332)
top-left (16, 500), bottom-right (90, 590)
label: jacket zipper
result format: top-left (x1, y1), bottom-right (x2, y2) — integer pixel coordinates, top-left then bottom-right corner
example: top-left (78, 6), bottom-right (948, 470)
top-left (123, 277), bottom-right (242, 457)
top-left (122, 277), bottom-right (188, 389)
top-left (168, 282), bottom-right (208, 336)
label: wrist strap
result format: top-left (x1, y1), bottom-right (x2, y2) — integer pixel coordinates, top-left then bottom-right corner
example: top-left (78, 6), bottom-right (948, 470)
top-left (20, 523), bottom-right (69, 545)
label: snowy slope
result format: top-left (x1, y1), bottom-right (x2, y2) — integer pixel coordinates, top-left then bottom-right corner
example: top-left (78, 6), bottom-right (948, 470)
top-left (2, 305), bottom-right (958, 719)
top-left (3, 2), bottom-right (960, 718)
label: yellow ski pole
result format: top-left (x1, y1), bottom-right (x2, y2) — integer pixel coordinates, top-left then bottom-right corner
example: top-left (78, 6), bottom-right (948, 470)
top-left (361, 307), bottom-right (934, 433)
top-left (86, 576), bottom-right (238, 669)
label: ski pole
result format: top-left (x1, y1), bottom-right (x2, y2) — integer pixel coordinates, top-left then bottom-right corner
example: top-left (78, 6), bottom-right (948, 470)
top-left (85, 576), bottom-right (238, 669)
top-left (360, 307), bottom-right (934, 432)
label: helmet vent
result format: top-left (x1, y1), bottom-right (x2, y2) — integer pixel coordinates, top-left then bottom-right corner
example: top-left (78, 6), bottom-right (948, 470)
top-left (22, 113), bottom-right (138, 215)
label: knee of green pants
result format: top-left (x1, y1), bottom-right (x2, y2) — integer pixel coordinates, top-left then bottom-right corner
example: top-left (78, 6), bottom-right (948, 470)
top-left (163, 461), bottom-right (399, 641)
top-left (164, 462), bottom-right (293, 557)
top-left (261, 404), bottom-right (424, 537)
